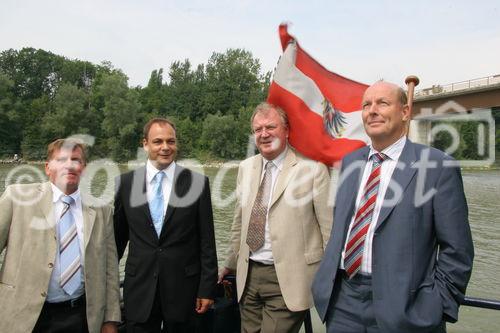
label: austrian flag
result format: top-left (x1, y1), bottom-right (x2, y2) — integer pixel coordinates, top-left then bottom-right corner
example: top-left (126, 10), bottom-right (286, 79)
top-left (267, 24), bottom-right (370, 166)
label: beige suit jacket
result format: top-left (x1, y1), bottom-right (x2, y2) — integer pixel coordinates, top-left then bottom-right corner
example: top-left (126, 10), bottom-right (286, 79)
top-left (0, 182), bottom-right (121, 333)
top-left (224, 147), bottom-right (333, 311)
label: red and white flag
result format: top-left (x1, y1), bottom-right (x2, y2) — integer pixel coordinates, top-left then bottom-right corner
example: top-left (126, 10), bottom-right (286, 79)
top-left (267, 24), bottom-right (370, 166)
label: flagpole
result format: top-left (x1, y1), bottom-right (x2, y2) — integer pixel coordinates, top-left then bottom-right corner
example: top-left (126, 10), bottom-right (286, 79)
top-left (405, 75), bottom-right (420, 136)
top-left (405, 75), bottom-right (419, 116)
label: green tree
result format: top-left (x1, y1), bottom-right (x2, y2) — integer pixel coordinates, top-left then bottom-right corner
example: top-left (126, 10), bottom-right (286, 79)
top-left (0, 46), bottom-right (273, 161)
top-left (201, 112), bottom-right (249, 159)
top-left (202, 49), bottom-right (268, 117)
top-left (164, 60), bottom-right (205, 120)
top-left (20, 96), bottom-right (53, 160)
top-left (171, 116), bottom-right (201, 158)
top-left (0, 48), bottom-right (63, 99)
top-left (41, 83), bottom-right (93, 140)
top-left (98, 72), bottom-right (141, 162)
top-left (493, 107), bottom-right (500, 165)
top-left (0, 73), bottom-right (21, 158)
top-left (139, 69), bottom-right (168, 116)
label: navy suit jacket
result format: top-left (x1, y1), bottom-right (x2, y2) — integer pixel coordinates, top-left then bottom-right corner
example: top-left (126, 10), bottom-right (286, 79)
top-left (114, 165), bottom-right (217, 322)
top-left (312, 140), bottom-right (474, 333)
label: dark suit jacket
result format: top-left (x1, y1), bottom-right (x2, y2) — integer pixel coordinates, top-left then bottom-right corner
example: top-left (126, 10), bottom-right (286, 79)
top-left (312, 140), bottom-right (474, 333)
top-left (114, 165), bottom-right (218, 322)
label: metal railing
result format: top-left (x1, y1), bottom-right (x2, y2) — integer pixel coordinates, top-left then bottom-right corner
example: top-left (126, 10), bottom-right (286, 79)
top-left (415, 74), bottom-right (500, 97)
top-left (462, 296), bottom-right (500, 311)
top-left (116, 278), bottom-right (500, 333)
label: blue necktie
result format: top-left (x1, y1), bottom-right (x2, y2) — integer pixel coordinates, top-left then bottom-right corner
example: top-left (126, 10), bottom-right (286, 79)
top-left (58, 195), bottom-right (82, 295)
top-left (149, 171), bottom-right (165, 237)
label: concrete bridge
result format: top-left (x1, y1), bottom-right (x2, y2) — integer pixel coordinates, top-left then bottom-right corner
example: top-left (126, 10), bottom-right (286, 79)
top-left (408, 74), bottom-right (500, 166)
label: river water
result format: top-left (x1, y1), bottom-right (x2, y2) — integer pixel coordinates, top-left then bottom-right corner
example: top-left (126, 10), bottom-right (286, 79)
top-left (0, 164), bottom-right (499, 332)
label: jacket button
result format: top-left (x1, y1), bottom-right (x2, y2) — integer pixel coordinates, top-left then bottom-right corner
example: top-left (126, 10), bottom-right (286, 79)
top-left (41, 292), bottom-right (47, 297)
top-left (48, 263), bottom-right (54, 268)
top-left (245, 258), bottom-right (248, 263)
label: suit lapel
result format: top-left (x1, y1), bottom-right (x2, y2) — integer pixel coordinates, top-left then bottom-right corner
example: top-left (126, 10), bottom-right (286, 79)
top-left (163, 165), bottom-right (184, 225)
top-left (375, 140), bottom-right (418, 231)
top-left (159, 165), bottom-right (187, 240)
top-left (248, 155), bottom-right (263, 209)
top-left (336, 149), bottom-right (368, 238)
top-left (39, 182), bottom-right (57, 236)
top-left (269, 148), bottom-right (297, 208)
top-left (82, 202), bottom-right (96, 249)
top-left (39, 181), bottom-right (97, 249)
top-left (135, 167), bottom-right (154, 223)
top-left (131, 166), bottom-right (158, 241)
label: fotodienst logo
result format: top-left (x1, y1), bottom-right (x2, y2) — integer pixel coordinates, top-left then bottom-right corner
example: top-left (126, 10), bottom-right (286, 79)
top-left (413, 100), bottom-right (496, 168)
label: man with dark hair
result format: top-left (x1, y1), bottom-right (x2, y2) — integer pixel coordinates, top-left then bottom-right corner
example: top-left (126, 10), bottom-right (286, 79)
top-left (0, 138), bottom-right (121, 333)
top-left (219, 103), bottom-right (333, 333)
top-left (313, 81), bottom-right (474, 333)
top-left (114, 118), bottom-right (218, 332)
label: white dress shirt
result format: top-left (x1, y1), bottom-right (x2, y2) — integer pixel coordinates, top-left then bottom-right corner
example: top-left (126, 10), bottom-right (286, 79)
top-left (249, 148), bottom-right (287, 265)
top-left (46, 183), bottom-right (85, 302)
top-left (146, 160), bottom-right (176, 221)
top-left (341, 136), bottom-right (406, 274)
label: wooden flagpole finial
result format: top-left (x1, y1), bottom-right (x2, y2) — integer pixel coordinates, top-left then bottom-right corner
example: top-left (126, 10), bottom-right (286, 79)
top-left (404, 75), bottom-right (419, 137)
top-left (405, 75), bottom-right (420, 116)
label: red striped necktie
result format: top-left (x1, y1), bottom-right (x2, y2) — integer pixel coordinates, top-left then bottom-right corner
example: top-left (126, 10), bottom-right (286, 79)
top-left (344, 153), bottom-right (387, 278)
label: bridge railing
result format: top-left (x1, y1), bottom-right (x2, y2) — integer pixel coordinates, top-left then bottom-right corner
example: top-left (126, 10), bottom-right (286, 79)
top-left (415, 74), bottom-right (500, 97)
top-left (462, 296), bottom-right (500, 311)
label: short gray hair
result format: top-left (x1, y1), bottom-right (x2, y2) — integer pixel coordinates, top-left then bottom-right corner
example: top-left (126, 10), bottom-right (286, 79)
top-left (250, 102), bottom-right (289, 130)
top-left (396, 86), bottom-right (408, 106)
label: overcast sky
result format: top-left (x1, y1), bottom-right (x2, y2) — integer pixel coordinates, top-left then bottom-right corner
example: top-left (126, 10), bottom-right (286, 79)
top-left (1, 0), bottom-right (499, 90)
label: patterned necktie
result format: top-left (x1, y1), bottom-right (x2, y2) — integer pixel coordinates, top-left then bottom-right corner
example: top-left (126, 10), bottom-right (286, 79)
top-left (246, 161), bottom-right (273, 252)
top-left (149, 171), bottom-right (165, 237)
top-left (58, 195), bottom-right (82, 295)
top-left (344, 153), bottom-right (387, 278)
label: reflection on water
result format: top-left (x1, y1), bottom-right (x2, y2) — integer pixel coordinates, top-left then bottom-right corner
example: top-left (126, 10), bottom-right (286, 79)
top-left (0, 164), bottom-right (499, 333)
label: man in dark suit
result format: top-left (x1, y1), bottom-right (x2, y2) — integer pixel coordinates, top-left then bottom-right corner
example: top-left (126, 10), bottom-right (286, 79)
top-left (114, 118), bottom-right (218, 332)
top-left (312, 81), bottom-right (474, 333)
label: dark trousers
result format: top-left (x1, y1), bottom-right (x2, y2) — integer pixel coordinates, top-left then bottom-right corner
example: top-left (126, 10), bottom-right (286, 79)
top-left (326, 271), bottom-right (446, 333)
top-left (126, 283), bottom-right (195, 333)
top-left (32, 295), bottom-right (88, 333)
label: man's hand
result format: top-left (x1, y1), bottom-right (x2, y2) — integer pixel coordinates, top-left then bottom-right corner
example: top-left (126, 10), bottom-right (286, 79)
top-left (218, 266), bottom-right (234, 284)
top-left (101, 322), bottom-right (118, 333)
top-left (195, 298), bottom-right (214, 314)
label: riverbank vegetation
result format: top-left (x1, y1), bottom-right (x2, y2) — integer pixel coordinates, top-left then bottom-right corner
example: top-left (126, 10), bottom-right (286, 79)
top-left (1, 47), bottom-right (499, 164)
top-left (0, 47), bottom-right (269, 162)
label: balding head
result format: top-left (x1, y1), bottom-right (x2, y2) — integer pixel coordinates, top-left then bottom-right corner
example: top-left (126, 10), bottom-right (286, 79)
top-left (363, 81), bottom-right (407, 106)
top-left (361, 81), bottom-right (410, 151)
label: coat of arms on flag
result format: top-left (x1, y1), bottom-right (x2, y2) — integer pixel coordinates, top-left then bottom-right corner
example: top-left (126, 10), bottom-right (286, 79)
top-left (267, 24), bottom-right (370, 166)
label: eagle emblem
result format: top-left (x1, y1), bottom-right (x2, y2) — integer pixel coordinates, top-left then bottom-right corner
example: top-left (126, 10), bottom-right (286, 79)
top-left (323, 99), bottom-right (346, 138)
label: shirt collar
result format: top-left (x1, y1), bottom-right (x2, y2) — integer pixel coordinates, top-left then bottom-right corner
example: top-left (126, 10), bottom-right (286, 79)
top-left (50, 182), bottom-right (81, 204)
top-left (262, 147), bottom-right (287, 172)
top-left (146, 160), bottom-right (176, 184)
top-left (368, 135), bottom-right (406, 162)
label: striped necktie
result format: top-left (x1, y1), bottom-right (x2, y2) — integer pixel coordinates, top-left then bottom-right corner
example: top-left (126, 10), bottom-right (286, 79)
top-left (149, 171), bottom-right (165, 237)
top-left (246, 161), bottom-right (273, 252)
top-left (344, 153), bottom-right (387, 278)
top-left (58, 195), bottom-right (82, 295)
